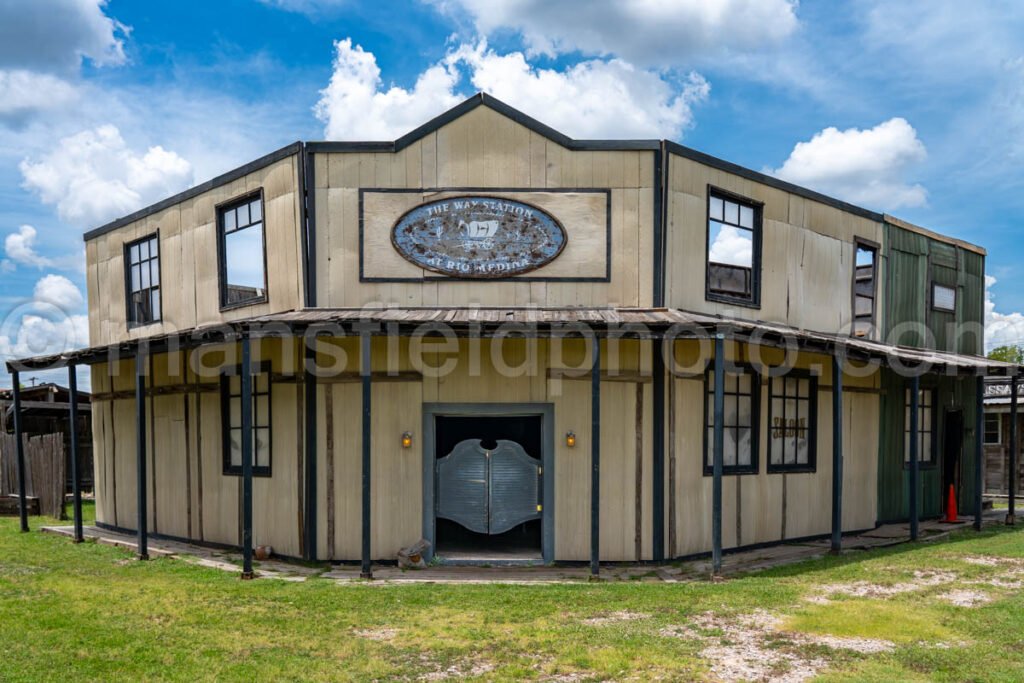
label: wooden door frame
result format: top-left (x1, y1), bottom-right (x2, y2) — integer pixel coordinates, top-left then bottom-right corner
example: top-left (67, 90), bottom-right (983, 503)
top-left (422, 402), bottom-right (555, 564)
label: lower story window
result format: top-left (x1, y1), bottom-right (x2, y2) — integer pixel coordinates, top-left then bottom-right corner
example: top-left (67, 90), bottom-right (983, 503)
top-left (984, 413), bottom-right (1001, 445)
top-left (704, 367), bottom-right (760, 475)
top-left (767, 373), bottom-right (818, 472)
top-left (221, 364), bottom-right (271, 476)
top-left (904, 387), bottom-right (935, 466)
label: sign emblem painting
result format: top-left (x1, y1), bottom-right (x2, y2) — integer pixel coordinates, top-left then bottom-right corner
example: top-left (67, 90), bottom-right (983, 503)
top-left (391, 196), bottom-right (567, 278)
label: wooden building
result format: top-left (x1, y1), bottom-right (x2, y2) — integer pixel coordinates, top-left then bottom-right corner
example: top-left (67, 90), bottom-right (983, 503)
top-left (6, 94), bottom-right (1017, 575)
top-left (983, 381), bottom-right (1023, 499)
top-left (0, 382), bottom-right (93, 493)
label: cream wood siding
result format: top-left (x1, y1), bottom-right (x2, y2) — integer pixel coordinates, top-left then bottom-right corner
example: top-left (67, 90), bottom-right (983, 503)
top-left (664, 153), bottom-right (886, 338)
top-left (90, 337), bottom-right (878, 562)
top-left (313, 106), bottom-right (655, 309)
top-left (85, 155), bottom-right (304, 348)
top-left (668, 341), bottom-right (880, 557)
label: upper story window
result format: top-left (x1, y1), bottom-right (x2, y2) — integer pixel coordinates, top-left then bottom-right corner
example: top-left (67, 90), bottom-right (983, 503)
top-left (932, 283), bottom-right (956, 313)
top-left (218, 192), bottom-right (267, 309)
top-left (125, 234), bottom-right (161, 326)
top-left (904, 387), bottom-right (936, 466)
top-left (853, 241), bottom-right (878, 337)
top-left (221, 363), bottom-right (272, 477)
top-left (706, 189), bottom-right (762, 306)
top-left (703, 366), bottom-right (760, 475)
top-left (767, 373), bottom-right (818, 473)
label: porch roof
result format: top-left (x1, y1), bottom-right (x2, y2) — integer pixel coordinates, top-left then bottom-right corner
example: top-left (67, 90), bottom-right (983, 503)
top-left (5, 306), bottom-right (1019, 377)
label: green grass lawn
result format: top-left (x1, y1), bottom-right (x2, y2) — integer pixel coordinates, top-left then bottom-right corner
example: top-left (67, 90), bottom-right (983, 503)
top-left (2, 505), bottom-right (1024, 682)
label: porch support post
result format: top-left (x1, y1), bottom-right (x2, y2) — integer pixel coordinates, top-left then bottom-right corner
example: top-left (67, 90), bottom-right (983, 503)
top-left (360, 330), bottom-right (373, 579)
top-left (135, 351), bottom-right (148, 559)
top-left (12, 370), bottom-right (28, 533)
top-left (1008, 376), bottom-right (1018, 525)
top-left (590, 335), bottom-right (601, 576)
top-left (712, 334), bottom-right (725, 575)
top-left (303, 338), bottom-right (317, 561)
top-left (240, 334), bottom-right (254, 579)
top-left (68, 364), bottom-right (83, 542)
top-left (974, 374), bottom-right (984, 531)
top-left (651, 337), bottom-right (665, 562)
top-left (909, 375), bottom-right (919, 541)
top-left (830, 355), bottom-right (844, 553)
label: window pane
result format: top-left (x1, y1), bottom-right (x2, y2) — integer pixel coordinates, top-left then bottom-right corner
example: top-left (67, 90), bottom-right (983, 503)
top-left (737, 428), bottom-right (752, 465)
top-left (224, 208), bottom-right (236, 232)
top-left (723, 429), bottom-right (737, 466)
top-left (140, 240), bottom-right (149, 260)
top-left (724, 393), bottom-right (738, 426)
top-left (237, 202), bottom-right (250, 227)
top-left (933, 284), bottom-right (956, 311)
top-left (856, 246), bottom-right (874, 267)
top-left (151, 259), bottom-right (160, 287)
top-left (708, 222), bottom-right (753, 267)
top-left (783, 427), bottom-right (795, 464)
top-left (230, 396), bottom-right (241, 428)
top-left (130, 244), bottom-right (140, 264)
top-left (250, 199), bottom-right (262, 223)
top-left (150, 237), bottom-right (158, 257)
top-left (796, 432), bottom-right (809, 464)
top-left (229, 430), bottom-right (241, 467)
top-left (225, 227), bottom-right (266, 304)
top-left (739, 205), bottom-right (754, 229)
top-left (706, 427), bottom-right (714, 466)
top-left (797, 378), bottom-right (809, 398)
top-left (151, 290), bottom-right (160, 321)
top-left (131, 264), bottom-right (141, 292)
top-left (255, 394), bottom-right (270, 427)
top-left (855, 295), bottom-right (874, 317)
top-left (140, 263), bottom-right (150, 289)
top-left (255, 427), bottom-right (271, 468)
top-left (724, 201), bottom-right (739, 225)
top-left (709, 196), bottom-right (723, 221)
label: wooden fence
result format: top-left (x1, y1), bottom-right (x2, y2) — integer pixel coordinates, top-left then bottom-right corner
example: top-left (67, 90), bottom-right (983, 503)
top-left (0, 433), bottom-right (66, 519)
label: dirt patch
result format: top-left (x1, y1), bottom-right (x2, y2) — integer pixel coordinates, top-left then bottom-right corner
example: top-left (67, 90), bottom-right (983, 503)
top-left (809, 569), bottom-right (958, 602)
top-left (354, 627), bottom-right (398, 641)
top-left (416, 656), bottom-right (495, 681)
top-left (581, 610), bottom-right (649, 626)
top-left (659, 610), bottom-right (893, 682)
top-left (962, 555), bottom-right (1024, 568)
top-left (939, 589), bottom-right (992, 607)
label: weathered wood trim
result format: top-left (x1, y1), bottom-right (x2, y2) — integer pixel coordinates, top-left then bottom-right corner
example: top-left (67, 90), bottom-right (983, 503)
top-left (325, 384), bottom-right (336, 560)
top-left (667, 373), bottom-right (677, 559)
top-left (296, 381), bottom-right (305, 558)
top-left (634, 382), bottom-right (643, 561)
top-left (184, 390), bottom-right (192, 541)
top-left (547, 369), bottom-right (652, 383)
top-left (194, 366), bottom-right (204, 542)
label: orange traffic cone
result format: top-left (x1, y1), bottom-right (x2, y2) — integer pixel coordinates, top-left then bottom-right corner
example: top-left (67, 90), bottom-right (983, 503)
top-left (945, 484), bottom-right (958, 523)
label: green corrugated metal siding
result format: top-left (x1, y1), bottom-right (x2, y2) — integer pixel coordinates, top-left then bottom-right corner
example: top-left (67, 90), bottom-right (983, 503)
top-left (878, 223), bottom-right (984, 521)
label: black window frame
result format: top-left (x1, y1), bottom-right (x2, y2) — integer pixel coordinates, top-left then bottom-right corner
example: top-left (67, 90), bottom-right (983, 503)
top-left (931, 281), bottom-right (957, 313)
top-left (766, 370), bottom-right (819, 473)
top-left (216, 189), bottom-right (268, 311)
top-left (124, 232), bottom-right (162, 328)
top-left (220, 360), bottom-right (273, 477)
top-left (705, 186), bottom-right (763, 308)
top-left (702, 363), bottom-right (761, 476)
top-left (984, 413), bottom-right (1002, 445)
top-left (903, 386), bottom-right (937, 468)
top-left (851, 237), bottom-right (879, 337)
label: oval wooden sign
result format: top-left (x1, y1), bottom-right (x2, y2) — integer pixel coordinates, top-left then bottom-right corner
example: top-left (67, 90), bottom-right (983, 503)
top-left (391, 196), bottom-right (567, 278)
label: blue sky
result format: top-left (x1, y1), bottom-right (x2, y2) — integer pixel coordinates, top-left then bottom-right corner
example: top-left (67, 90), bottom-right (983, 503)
top-left (1, 0), bottom-right (1023, 387)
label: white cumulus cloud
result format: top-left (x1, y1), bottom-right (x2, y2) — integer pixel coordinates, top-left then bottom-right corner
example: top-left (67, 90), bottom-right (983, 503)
top-left (315, 39), bottom-right (709, 140)
top-left (429, 0), bottom-right (799, 66)
top-left (33, 274), bottom-right (84, 311)
top-left (0, 70), bottom-right (79, 124)
top-left (985, 275), bottom-right (1024, 352)
top-left (19, 124), bottom-right (193, 229)
top-left (0, 0), bottom-right (128, 72)
top-left (5, 225), bottom-right (52, 268)
top-left (768, 118), bottom-right (928, 211)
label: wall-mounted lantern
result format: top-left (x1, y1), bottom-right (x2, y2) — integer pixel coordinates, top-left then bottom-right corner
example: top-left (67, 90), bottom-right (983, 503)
top-left (401, 431), bottom-right (414, 449)
top-left (565, 431), bottom-right (576, 448)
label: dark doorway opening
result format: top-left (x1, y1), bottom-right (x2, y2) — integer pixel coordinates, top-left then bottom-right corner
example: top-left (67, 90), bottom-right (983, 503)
top-left (434, 415), bottom-right (543, 560)
top-left (942, 409), bottom-right (964, 514)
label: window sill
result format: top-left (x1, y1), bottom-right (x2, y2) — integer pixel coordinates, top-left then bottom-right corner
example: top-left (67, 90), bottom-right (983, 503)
top-left (902, 462), bottom-right (937, 470)
top-left (767, 466), bottom-right (816, 475)
top-left (127, 320), bottom-right (162, 331)
top-left (705, 292), bottom-right (760, 309)
top-left (702, 467), bottom-right (759, 477)
top-left (223, 469), bottom-right (272, 478)
top-left (220, 296), bottom-right (269, 313)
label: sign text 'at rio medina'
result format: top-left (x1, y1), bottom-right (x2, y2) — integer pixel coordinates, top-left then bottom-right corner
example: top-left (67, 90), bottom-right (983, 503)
top-left (390, 196), bottom-right (567, 278)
